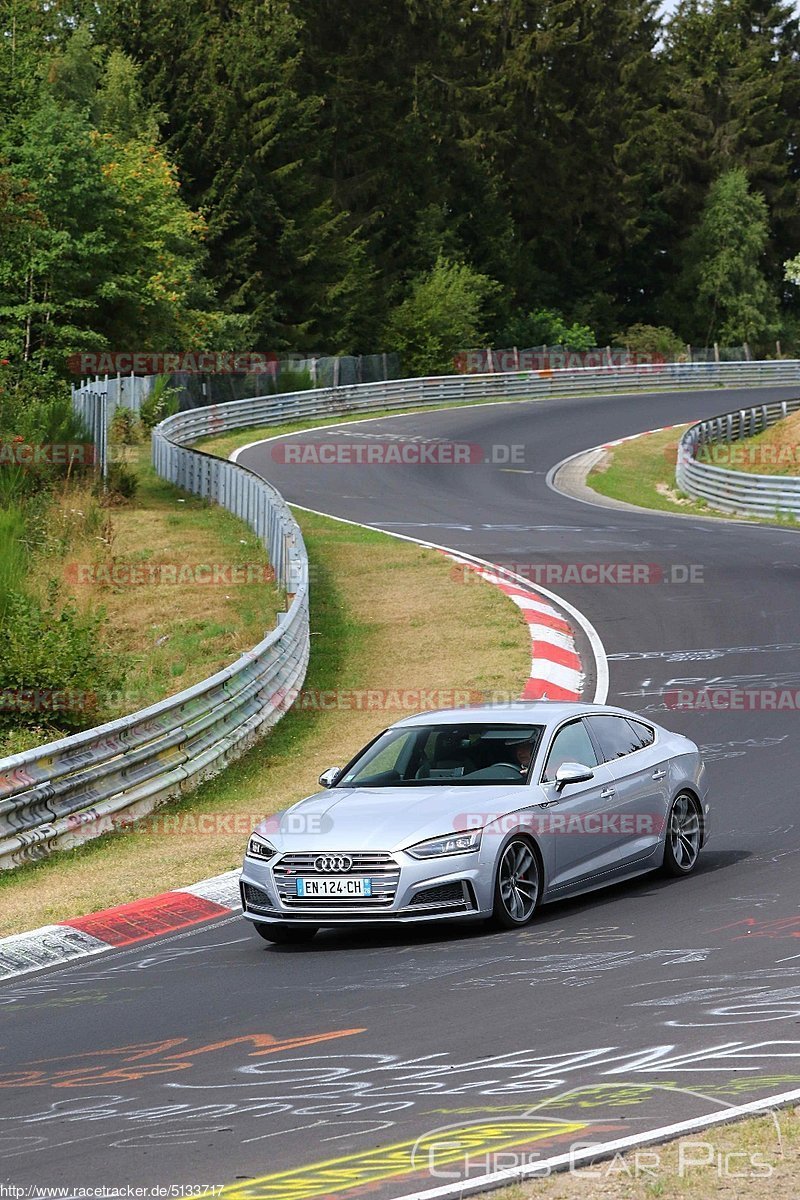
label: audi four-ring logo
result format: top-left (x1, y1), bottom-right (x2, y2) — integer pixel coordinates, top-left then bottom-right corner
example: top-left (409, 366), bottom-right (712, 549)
top-left (314, 854), bottom-right (353, 872)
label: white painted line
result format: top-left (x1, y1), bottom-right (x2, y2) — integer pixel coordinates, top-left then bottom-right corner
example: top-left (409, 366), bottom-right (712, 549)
top-left (392, 1085), bottom-right (800, 1200)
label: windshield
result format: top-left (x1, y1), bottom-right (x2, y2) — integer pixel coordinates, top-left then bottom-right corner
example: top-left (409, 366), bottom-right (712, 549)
top-left (338, 723), bottom-right (544, 787)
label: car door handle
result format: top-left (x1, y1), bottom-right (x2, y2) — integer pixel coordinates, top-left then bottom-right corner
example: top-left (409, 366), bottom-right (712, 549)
top-left (600, 787), bottom-right (616, 799)
top-left (652, 769), bottom-right (667, 780)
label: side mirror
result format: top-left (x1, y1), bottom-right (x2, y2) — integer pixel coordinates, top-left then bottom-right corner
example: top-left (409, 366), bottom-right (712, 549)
top-left (319, 767), bottom-right (341, 789)
top-left (554, 762), bottom-right (595, 791)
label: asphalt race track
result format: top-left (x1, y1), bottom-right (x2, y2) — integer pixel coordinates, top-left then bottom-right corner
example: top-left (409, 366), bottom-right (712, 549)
top-left (2, 384), bottom-right (800, 1199)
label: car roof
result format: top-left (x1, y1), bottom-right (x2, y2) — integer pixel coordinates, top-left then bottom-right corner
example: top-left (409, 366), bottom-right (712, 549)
top-left (392, 702), bottom-right (642, 728)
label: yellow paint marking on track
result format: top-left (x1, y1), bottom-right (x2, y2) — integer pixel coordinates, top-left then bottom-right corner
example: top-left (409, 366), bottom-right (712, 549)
top-left (213, 1119), bottom-right (589, 1200)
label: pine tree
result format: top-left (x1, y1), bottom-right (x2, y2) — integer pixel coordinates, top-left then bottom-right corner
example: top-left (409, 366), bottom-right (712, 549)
top-left (478, 0), bottom-right (667, 336)
top-left (664, 0), bottom-right (800, 314)
top-left (99, 0), bottom-right (380, 352)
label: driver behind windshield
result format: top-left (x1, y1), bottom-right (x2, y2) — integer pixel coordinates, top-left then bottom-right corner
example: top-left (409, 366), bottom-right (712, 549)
top-left (512, 740), bottom-right (534, 774)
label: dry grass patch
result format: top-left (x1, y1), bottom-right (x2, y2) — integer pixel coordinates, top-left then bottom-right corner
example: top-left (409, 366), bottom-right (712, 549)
top-left (697, 408), bottom-right (800, 477)
top-left (0, 510), bottom-right (530, 935)
top-left (26, 447), bottom-right (282, 720)
top-left (588, 425), bottom-right (798, 525)
top-left (491, 1106), bottom-right (799, 1200)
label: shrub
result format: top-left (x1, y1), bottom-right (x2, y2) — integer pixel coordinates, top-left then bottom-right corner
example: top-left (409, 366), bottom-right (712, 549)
top-left (109, 405), bottom-right (141, 444)
top-left (95, 460), bottom-right (139, 502)
top-left (0, 362), bottom-right (95, 495)
top-left (275, 367), bottom-right (314, 393)
top-left (613, 323), bottom-right (685, 360)
top-left (497, 307), bottom-right (597, 352)
top-left (384, 256), bottom-right (501, 376)
top-left (0, 583), bottom-right (120, 730)
top-left (140, 374), bottom-right (180, 431)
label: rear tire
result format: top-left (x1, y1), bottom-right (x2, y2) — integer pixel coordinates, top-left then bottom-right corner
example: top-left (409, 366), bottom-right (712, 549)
top-left (490, 836), bottom-right (541, 929)
top-left (254, 923), bottom-right (318, 945)
top-left (662, 792), bottom-right (702, 876)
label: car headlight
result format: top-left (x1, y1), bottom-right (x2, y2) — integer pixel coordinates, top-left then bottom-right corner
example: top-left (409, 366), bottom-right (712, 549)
top-left (247, 834), bottom-right (276, 861)
top-left (405, 830), bottom-right (482, 859)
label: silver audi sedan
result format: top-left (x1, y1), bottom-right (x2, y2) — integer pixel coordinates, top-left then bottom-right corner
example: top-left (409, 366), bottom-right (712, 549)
top-left (240, 702), bottom-right (710, 944)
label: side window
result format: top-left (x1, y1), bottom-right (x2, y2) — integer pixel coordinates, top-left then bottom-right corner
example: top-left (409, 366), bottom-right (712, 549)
top-left (626, 719), bottom-right (655, 750)
top-left (543, 720), bottom-right (598, 782)
top-left (586, 715), bottom-right (642, 762)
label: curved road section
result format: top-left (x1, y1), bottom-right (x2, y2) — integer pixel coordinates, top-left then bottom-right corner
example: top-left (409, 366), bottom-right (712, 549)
top-left (1, 385), bottom-right (799, 1199)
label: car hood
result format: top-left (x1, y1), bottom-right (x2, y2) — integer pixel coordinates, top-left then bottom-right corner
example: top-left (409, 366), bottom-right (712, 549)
top-left (254, 784), bottom-right (538, 853)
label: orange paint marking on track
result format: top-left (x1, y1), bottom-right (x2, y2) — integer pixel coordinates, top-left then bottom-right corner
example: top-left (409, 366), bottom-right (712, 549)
top-left (0, 1028), bottom-right (366, 1089)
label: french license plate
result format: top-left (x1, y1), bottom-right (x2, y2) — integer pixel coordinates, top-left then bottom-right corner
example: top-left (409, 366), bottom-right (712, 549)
top-left (296, 877), bottom-right (372, 898)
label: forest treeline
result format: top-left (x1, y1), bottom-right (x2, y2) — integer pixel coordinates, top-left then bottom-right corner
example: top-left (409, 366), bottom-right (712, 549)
top-left (2, 0), bottom-right (800, 377)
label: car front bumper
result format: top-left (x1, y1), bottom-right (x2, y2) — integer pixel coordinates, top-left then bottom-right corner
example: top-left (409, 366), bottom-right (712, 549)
top-left (240, 849), bottom-right (492, 926)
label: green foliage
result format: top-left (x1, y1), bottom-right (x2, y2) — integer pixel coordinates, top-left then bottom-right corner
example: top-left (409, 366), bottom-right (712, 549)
top-left (1, 0), bottom-right (799, 365)
top-left (93, 49), bottom-right (163, 141)
top-left (97, 460), bottom-right (139, 502)
top-left (676, 169), bottom-right (778, 344)
top-left (385, 257), bottom-right (501, 376)
top-left (139, 376), bottom-right (180, 432)
top-left (109, 407), bottom-right (141, 445)
top-left (0, 506), bottom-right (26, 622)
top-left (0, 584), bottom-right (120, 730)
top-left (48, 26), bottom-right (102, 112)
top-left (613, 324), bottom-right (685, 359)
top-left (0, 362), bottom-right (93, 496)
top-left (0, 27), bottom-right (227, 371)
top-left (662, 0), bottom-right (800, 306)
top-left (499, 309), bottom-right (597, 351)
top-left (275, 368), bottom-right (314, 394)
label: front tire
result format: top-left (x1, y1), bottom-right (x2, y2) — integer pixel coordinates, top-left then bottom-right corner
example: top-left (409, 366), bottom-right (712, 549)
top-left (253, 923), bottom-right (318, 945)
top-left (490, 836), bottom-right (541, 929)
top-left (662, 792), bottom-right (702, 876)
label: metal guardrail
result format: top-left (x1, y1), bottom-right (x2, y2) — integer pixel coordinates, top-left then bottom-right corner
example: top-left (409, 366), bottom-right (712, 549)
top-left (2, 358), bottom-right (799, 870)
top-left (0, 403), bottom-right (310, 870)
top-left (148, 360), bottom-right (800, 446)
top-left (676, 397), bottom-right (800, 517)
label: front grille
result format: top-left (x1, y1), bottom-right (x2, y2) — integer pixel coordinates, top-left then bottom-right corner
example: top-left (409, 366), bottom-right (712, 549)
top-left (273, 851), bottom-right (400, 907)
top-left (410, 882), bottom-right (466, 907)
top-left (242, 882), bottom-right (274, 912)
